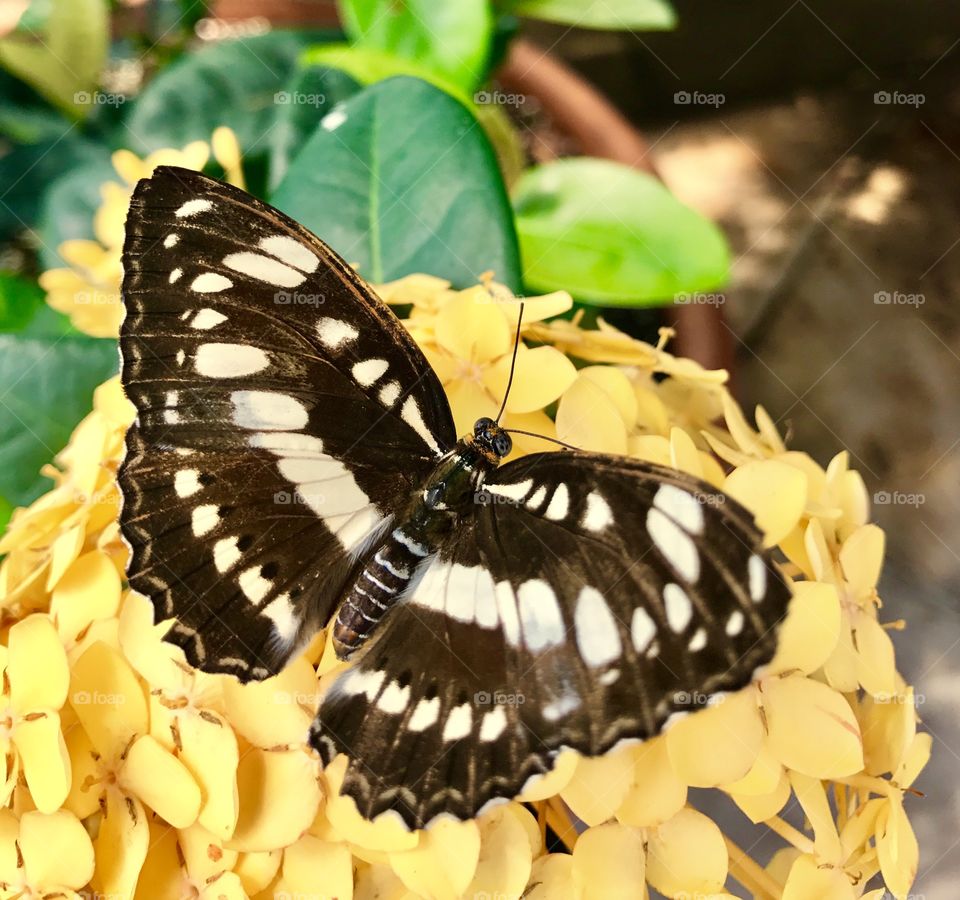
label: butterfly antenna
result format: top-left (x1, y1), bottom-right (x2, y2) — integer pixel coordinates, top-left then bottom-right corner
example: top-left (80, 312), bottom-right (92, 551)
top-left (503, 429), bottom-right (580, 452)
top-left (495, 301), bottom-right (525, 424)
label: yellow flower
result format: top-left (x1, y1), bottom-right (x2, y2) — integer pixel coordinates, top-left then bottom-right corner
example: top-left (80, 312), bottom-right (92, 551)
top-left (38, 129), bottom-right (243, 339)
top-left (0, 270), bottom-right (928, 899)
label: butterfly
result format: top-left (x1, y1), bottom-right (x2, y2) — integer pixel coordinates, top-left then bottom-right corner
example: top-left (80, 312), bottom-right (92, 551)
top-left (118, 166), bottom-right (791, 830)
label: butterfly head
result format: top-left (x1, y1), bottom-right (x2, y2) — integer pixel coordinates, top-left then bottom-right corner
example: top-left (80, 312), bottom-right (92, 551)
top-left (471, 417), bottom-right (512, 461)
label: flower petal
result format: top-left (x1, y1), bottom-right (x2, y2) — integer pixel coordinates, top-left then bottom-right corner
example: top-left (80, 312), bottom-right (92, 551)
top-left (515, 749), bottom-right (578, 802)
top-left (323, 756), bottom-right (418, 853)
top-left (556, 373), bottom-right (628, 454)
top-left (50, 550), bottom-right (122, 644)
top-left (788, 771), bottom-right (841, 864)
top-left (389, 816), bottom-right (480, 900)
top-left (616, 736), bottom-right (687, 827)
top-left (767, 581), bottom-right (842, 676)
top-left (861, 688), bottom-right (917, 778)
top-left (221, 657), bottom-right (317, 748)
top-left (464, 803), bottom-right (533, 899)
top-left (560, 745), bottom-right (635, 826)
top-left (14, 710), bottom-right (71, 813)
top-left (763, 675), bottom-right (863, 778)
top-left (646, 807), bottom-right (727, 898)
top-left (893, 732), bottom-right (931, 789)
top-left (853, 610), bottom-right (897, 698)
top-left (120, 735), bottom-right (201, 829)
top-left (666, 689), bottom-right (764, 787)
top-left (20, 808), bottom-right (95, 889)
top-left (91, 785), bottom-right (149, 897)
top-left (526, 853), bottom-right (577, 900)
top-left (484, 344), bottom-right (577, 413)
top-left (134, 818), bottom-right (184, 899)
top-left (572, 822), bottom-right (645, 899)
top-left (839, 524), bottom-right (884, 599)
top-left (63, 723), bottom-right (102, 819)
top-left (227, 749), bottom-right (321, 852)
top-left (723, 460), bottom-right (807, 546)
top-left (729, 769), bottom-right (790, 823)
top-left (200, 871), bottom-right (247, 900)
top-left (781, 854), bottom-right (855, 900)
top-left (434, 291), bottom-right (511, 362)
top-left (282, 834), bottom-right (353, 897)
top-left (234, 849), bottom-right (283, 896)
top-left (176, 708), bottom-right (240, 841)
top-left (720, 742), bottom-right (782, 797)
top-left (70, 640), bottom-right (149, 759)
top-left (9, 614), bottom-right (69, 711)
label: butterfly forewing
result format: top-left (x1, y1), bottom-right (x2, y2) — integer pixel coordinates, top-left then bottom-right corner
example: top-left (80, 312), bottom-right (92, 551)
top-left (119, 166), bottom-right (455, 680)
top-left (312, 453), bottom-right (790, 827)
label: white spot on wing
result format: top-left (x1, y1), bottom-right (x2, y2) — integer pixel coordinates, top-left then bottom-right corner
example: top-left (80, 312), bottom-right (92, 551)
top-left (258, 235), bottom-right (319, 272)
top-left (378, 381), bottom-right (401, 407)
top-left (688, 627), bottom-right (707, 651)
top-left (249, 431), bottom-right (324, 455)
top-left (487, 479), bottom-right (533, 502)
top-left (495, 581), bottom-right (521, 646)
top-left (748, 555), bottom-right (767, 602)
top-left (445, 563), bottom-right (480, 623)
top-left (231, 391), bottom-right (308, 430)
top-left (442, 703), bottom-right (472, 741)
top-left (654, 483), bottom-right (705, 534)
top-left (663, 583), bottom-right (693, 633)
top-left (647, 507), bottom-right (700, 582)
top-left (213, 537), bottom-right (241, 573)
top-left (352, 358), bottom-right (388, 387)
top-left (262, 593), bottom-right (298, 642)
top-left (174, 469), bottom-right (201, 498)
top-left (479, 706), bottom-right (507, 742)
top-left (526, 485), bottom-right (547, 510)
top-left (196, 343), bottom-right (269, 378)
top-left (543, 691), bottom-right (580, 722)
top-left (316, 317), bottom-right (358, 349)
top-left (169, 268), bottom-right (183, 284)
top-left (190, 273), bottom-right (233, 293)
top-left (401, 397), bottom-right (441, 454)
top-left (163, 233), bottom-right (179, 248)
top-left (408, 696), bottom-right (440, 731)
top-left (239, 566), bottom-right (272, 605)
top-left (582, 491), bottom-right (613, 532)
top-left (175, 198), bottom-right (212, 218)
top-left (378, 680), bottom-right (410, 714)
top-left (191, 504), bottom-right (219, 537)
top-left (631, 607), bottom-right (657, 654)
top-left (726, 610), bottom-right (744, 636)
top-left (574, 586), bottom-right (622, 667)
top-left (544, 483), bottom-right (569, 520)
top-left (223, 251), bottom-right (306, 288)
top-left (517, 579), bottom-right (564, 651)
top-left (191, 308), bottom-right (227, 330)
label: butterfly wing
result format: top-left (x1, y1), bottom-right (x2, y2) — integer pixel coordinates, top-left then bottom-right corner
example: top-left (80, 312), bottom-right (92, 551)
top-left (311, 452), bottom-right (790, 827)
top-left (119, 166), bottom-right (456, 681)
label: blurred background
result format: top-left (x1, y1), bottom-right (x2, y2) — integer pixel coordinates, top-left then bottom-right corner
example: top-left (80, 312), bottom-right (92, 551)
top-left (1, 1), bottom-right (956, 894)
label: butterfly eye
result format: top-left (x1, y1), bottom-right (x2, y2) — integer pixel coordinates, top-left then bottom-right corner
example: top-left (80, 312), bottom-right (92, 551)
top-left (474, 417), bottom-right (495, 436)
top-left (492, 433), bottom-right (512, 457)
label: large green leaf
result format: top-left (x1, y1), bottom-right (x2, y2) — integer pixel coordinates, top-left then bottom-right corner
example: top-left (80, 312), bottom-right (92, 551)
top-left (123, 31), bottom-right (330, 154)
top-left (0, 0), bottom-right (109, 117)
top-left (511, 0), bottom-right (676, 30)
top-left (0, 333), bottom-right (117, 522)
top-left (337, 0), bottom-right (493, 90)
top-left (271, 76), bottom-right (521, 290)
top-left (513, 158), bottom-right (729, 305)
top-left (268, 65), bottom-right (362, 192)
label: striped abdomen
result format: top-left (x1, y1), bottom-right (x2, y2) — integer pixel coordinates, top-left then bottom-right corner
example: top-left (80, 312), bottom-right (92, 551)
top-left (333, 528), bottom-right (431, 658)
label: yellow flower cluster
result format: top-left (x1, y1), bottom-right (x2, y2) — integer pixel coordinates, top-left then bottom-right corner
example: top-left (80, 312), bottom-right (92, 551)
top-left (0, 149), bottom-right (926, 898)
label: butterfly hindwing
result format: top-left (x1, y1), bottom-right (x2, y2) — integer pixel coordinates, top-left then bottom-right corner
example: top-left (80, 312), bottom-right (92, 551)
top-left (312, 453), bottom-right (790, 827)
top-left (119, 166), bottom-right (456, 680)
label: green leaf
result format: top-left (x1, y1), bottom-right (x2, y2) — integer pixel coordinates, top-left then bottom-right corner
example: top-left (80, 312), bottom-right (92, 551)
top-left (0, 272), bottom-right (46, 332)
top-left (337, 0), bottom-right (493, 90)
top-left (271, 76), bottom-right (521, 291)
top-left (37, 154), bottom-right (117, 270)
top-left (268, 65), bottom-right (362, 192)
top-left (0, 0), bottom-right (109, 117)
top-left (511, 0), bottom-right (676, 30)
top-left (0, 333), bottom-right (117, 513)
top-left (513, 157), bottom-right (729, 306)
top-left (123, 31), bottom-right (331, 154)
